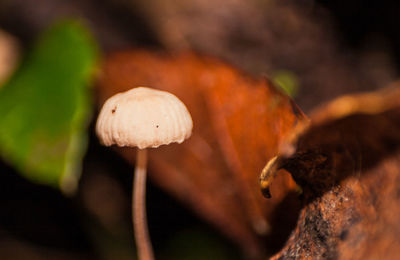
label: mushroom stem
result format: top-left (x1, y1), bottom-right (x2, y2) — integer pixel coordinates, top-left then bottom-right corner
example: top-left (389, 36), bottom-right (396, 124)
top-left (133, 148), bottom-right (154, 260)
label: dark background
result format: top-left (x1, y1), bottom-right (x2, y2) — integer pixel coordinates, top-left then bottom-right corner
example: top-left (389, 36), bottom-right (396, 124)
top-left (1, 0), bottom-right (399, 259)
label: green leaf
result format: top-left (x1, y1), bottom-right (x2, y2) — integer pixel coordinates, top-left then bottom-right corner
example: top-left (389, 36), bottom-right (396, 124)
top-left (0, 21), bottom-right (98, 193)
top-left (271, 70), bottom-right (299, 98)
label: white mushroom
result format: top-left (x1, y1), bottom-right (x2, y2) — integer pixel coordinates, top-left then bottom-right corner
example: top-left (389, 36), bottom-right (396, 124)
top-left (96, 87), bottom-right (193, 260)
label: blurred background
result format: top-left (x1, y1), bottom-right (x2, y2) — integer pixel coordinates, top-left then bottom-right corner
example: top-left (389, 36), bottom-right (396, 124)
top-left (0, 0), bottom-right (400, 259)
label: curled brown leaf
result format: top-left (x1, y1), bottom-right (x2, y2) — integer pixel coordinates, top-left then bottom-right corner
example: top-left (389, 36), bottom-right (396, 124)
top-left (261, 85), bottom-right (400, 259)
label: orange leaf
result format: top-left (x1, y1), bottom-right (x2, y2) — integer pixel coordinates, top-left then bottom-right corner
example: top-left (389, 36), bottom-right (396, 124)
top-left (96, 50), bottom-right (306, 257)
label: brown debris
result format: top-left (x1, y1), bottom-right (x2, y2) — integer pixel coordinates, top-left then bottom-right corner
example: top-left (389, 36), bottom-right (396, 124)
top-left (96, 50), bottom-right (306, 257)
top-left (261, 86), bottom-right (400, 259)
top-left (132, 0), bottom-right (396, 111)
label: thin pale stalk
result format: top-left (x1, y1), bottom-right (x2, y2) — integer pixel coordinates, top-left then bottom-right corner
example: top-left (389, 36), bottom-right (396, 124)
top-left (133, 149), bottom-right (154, 260)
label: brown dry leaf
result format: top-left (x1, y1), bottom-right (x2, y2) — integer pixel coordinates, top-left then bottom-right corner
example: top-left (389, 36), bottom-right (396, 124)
top-left (96, 50), bottom-right (306, 257)
top-left (260, 85), bottom-right (400, 259)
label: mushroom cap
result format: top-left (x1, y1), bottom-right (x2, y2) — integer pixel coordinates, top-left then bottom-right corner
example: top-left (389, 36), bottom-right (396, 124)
top-left (96, 87), bottom-right (193, 149)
